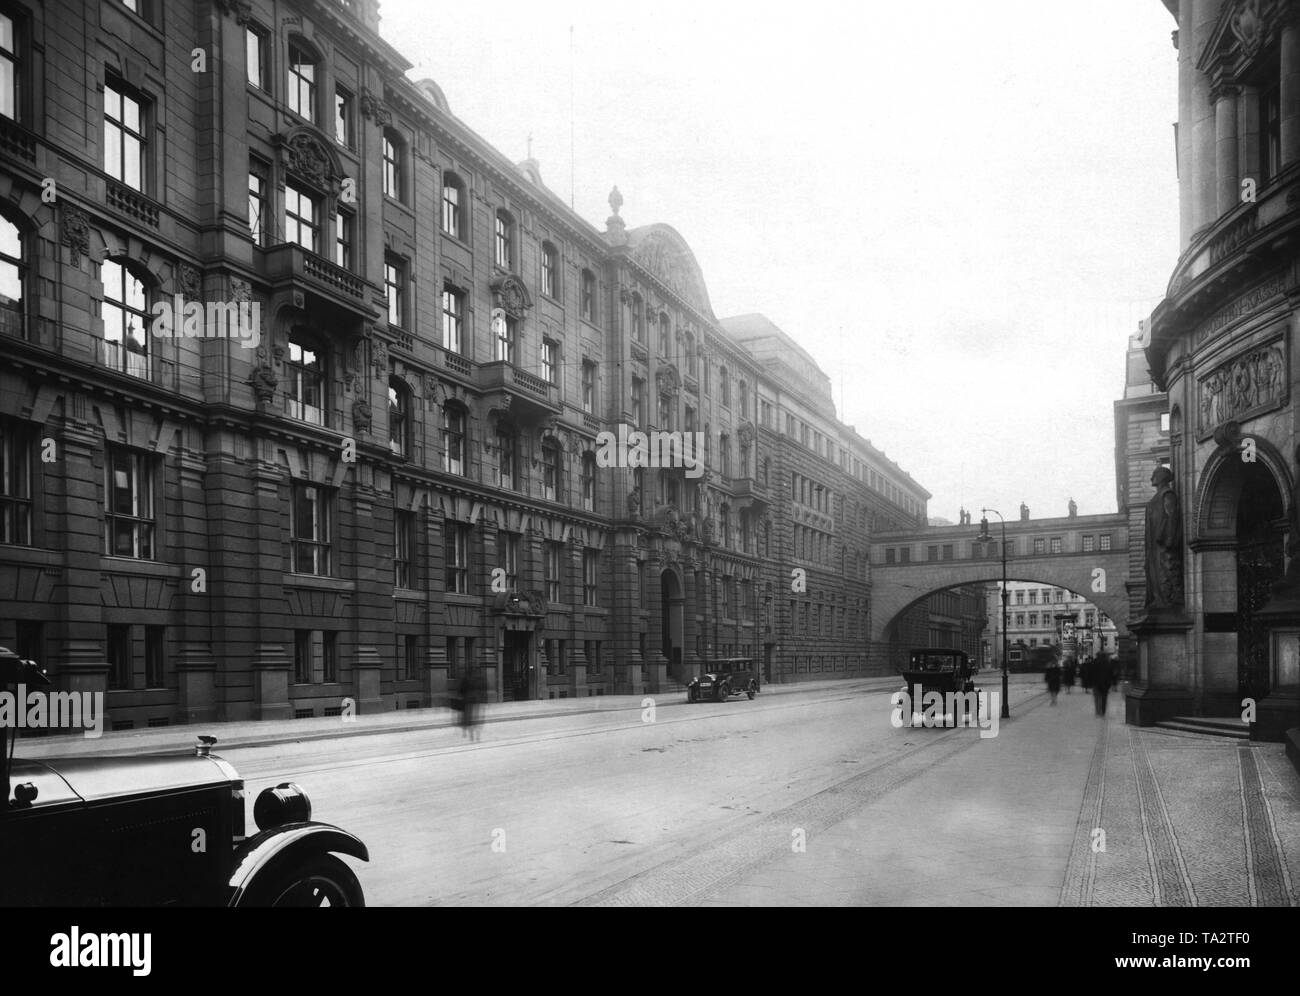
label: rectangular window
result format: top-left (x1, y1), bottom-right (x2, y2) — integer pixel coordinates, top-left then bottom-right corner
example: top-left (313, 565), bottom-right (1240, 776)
top-left (104, 80), bottom-right (145, 191)
top-left (291, 482), bottom-right (331, 575)
top-left (885, 548), bottom-right (895, 564)
top-left (383, 133), bottom-right (401, 200)
top-left (582, 360), bottom-right (596, 414)
top-left (403, 634), bottom-right (420, 681)
top-left (0, 420), bottom-right (32, 545)
top-left (442, 406), bottom-right (466, 476)
top-left (494, 313), bottom-right (516, 363)
top-left (334, 87), bottom-right (353, 146)
top-left (107, 623), bottom-right (132, 690)
top-left (1099, 534), bottom-right (1112, 551)
top-left (442, 285), bottom-right (463, 353)
top-left (583, 549), bottom-right (599, 606)
top-left (942, 544), bottom-right (953, 560)
top-left (500, 530), bottom-right (520, 588)
top-left (541, 244), bottom-right (558, 298)
top-left (495, 214), bottom-right (512, 269)
top-left (1262, 82), bottom-right (1282, 183)
top-left (630, 376), bottom-right (644, 424)
top-left (394, 509), bottom-right (416, 589)
top-left (1082, 534), bottom-right (1095, 553)
top-left (0, 12), bottom-right (18, 121)
top-left (294, 630), bottom-right (337, 684)
top-left (287, 42), bottom-right (316, 122)
top-left (442, 178), bottom-right (461, 238)
top-left (104, 448), bottom-right (154, 559)
top-left (1033, 537), bottom-right (1045, 555)
top-left (542, 339), bottom-right (558, 385)
top-left (144, 624), bottom-right (165, 688)
top-left (899, 547), bottom-right (910, 563)
top-left (543, 446), bottom-right (562, 502)
top-left (245, 25), bottom-right (266, 89)
top-left (285, 182), bottom-right (319, 252)
top-left (333, 211), bottom-right (353, 270)
top-left (544, 541), bottom-right (563, 603)
top-left (498, 432), bottom-right (517, 491)
top-left (247, 163), bottom-right (267, 246)
top-left (444, 521), bottom-right (470, 594)
top-left (581, 271), bottom-right (596, 322)
top-left (385, 256), bottom-right (405, 328)
top-left (1050, 536), bottom-right (1062, 554)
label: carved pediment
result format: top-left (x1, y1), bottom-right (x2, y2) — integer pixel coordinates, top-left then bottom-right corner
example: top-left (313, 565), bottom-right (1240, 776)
top-left (489, 274), bottom-right (533, 317)
top-left (656, 363), bottom-right (681, 398)
top-left (279, 129), bottom-right (340, 191)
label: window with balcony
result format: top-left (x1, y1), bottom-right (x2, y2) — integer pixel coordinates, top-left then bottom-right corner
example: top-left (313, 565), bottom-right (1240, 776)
top-left (581, 269), bottom-right (597, 323)
top-left (100, 258), bottom-right (150, 379)
top-left (441, 172), bottom-right (464, 238)
top-left (541, 242), bottom-right (558, 299)
top-left (0, 10), bottom-right (20, 121)
top-left (248, 160), bottom-right (267, 246)
top-left (583, 548), bottom-right (599, 606)
top-left (290, 482), bottom-right (331, 575)
top-left (382, 129), bottom-right (404, 201)
top-left (442, 284), bottom-right (464, 354)
top-left (394, 508), bottom-right (416, 588)
top-left (334, 210), bottom-right (353, 269)
top-left (544, 541), bottom-right (563, 602)
top-left (103, 447), bottom-right (154, 559)
top-left (285, 331), bottom-right (327, 425)
top-left (104, 78), bottom-right (147, 192)
top-left (542, 442), bottom-right (562, 502)
top-left (388, 376), bottom-right (409, 457)
top-left (385, 254), bottom-right (406, 328)
top-left (442, 404), bottom-right (467, 476)
top-left (581, 452), bottom-right (596, 511)
top-left (0, 418), bottom-right (31, 545)
top-left (581, 359), bottom-right (596, 414)
top-left (541, 338), bottom-right (558, 385)
top-left (495, 210), bottom-right (514, 269)
top-left (285, 181), bottom-right (319, 252)
top-left (334, 86), bottom-right (353, 147)
top-left (497, 429), bottom-right (517, 490)
top-left (444, 521), bottom-right (471, 594)
top-left (494, 311), bottom-right (516, 363)
top-left (287, 40), bottom-right (317, 123)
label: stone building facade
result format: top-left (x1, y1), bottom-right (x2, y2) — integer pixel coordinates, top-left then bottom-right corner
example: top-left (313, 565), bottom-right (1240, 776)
top-left (1139, 0), bottom-right (1300, 740)
top-left (0, 0), bottom-right (943, 729)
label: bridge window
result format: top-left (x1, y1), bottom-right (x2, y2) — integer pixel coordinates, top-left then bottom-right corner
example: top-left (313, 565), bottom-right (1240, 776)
top-left (1082, 535), bottom-right (1095, 552)
top-left (885, 548), bottom-right (895, 564)
top-left (942, 544), bottom-right (953, 560)
top-left (1050, 537), bottom-right (1062, 554)
top-left (1033, 537), bottom-right (1045, 554)
top-left (928, 544), bottom-right (938, 561)
top-left (899, 547), bottom-right (911, 563)
top-left (1099, 534), bottom-right (1111, 551)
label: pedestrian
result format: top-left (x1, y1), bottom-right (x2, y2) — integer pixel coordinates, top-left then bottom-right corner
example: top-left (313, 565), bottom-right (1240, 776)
top-left (1062, 657), bottom-right (1076, 694)
top-left (1091, 652), bottom-right (1114, 717)
top-left (1045, 659), bottom-right (1061, 705)
top-left (1080, 655), bottom-right (1093, 692)
top-left (457, 669), bottom-right (477, 739)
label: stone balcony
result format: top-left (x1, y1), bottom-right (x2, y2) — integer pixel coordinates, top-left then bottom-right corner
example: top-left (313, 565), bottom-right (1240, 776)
top-left (476, 360), bottom-right (560, 422)
top-left (260, 242), bottom-right (376, 320)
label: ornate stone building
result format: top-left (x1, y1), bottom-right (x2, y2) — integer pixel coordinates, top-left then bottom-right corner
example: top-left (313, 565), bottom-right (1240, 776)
top-left (0, 0), bottom-right (931, 729)
top-left (1138, 0), bottom-right (1300, 741)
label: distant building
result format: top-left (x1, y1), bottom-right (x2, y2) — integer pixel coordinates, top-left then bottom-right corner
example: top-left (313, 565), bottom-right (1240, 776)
top-left (983, 582), bottom-right (1118, 669)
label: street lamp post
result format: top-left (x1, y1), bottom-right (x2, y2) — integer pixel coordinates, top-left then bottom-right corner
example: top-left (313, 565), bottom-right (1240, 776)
top-left (977, 509), bottom-right (1012, 719)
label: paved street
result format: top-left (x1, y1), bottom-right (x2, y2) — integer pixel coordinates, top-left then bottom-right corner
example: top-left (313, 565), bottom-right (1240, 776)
top-left (25, 675), bottom-right (1292, 907)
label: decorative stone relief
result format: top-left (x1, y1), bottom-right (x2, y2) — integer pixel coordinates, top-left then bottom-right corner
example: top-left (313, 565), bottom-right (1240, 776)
top-left (360, 88), bottom-right (392, 127)
top-left (285, 133), bottom-right (334, 188)
top-left (1230, 0), bottom-right (1264, 58)
top-left (178, 264), bottom-right (202, 299)
top-left (61, 205), bottom-right (90, 264)
top-left (1196, 338), bottom-right (1286, 436)
top-left (353, 397), bottom-right (373, 435)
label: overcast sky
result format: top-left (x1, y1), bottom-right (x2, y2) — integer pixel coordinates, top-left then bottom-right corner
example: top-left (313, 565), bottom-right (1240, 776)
top-left (379, 0), bottom-right (1180, 524)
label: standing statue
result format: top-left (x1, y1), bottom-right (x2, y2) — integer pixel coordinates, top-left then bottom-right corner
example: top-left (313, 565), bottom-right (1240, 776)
top-left (1019, 502), bottom-right (1029, 521)
top-left (1068, 497), bottom-right (1078, 518)
top-left (1144, 466), bottom-right (1184, 609)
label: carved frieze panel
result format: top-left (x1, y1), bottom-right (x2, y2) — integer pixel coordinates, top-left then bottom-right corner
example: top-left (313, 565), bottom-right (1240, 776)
top-left (1196, 335), bottom-right (1287, 438)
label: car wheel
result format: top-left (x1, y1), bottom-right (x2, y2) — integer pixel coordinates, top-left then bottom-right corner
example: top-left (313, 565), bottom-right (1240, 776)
top-left (715, 683), bottom-right (727, 702)
top-left (687, 687), bottom-right (696, 703)
top-left (747, 681), bottom-right (756, 700)
top-left (255, 854), bottom-right (365, 908)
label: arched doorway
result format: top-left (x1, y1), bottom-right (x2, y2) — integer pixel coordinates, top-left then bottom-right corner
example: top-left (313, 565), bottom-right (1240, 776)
top-left (660, 569), bottom-right (684, 679)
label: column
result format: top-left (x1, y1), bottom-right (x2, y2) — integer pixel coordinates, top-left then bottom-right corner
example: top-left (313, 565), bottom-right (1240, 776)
top-left (1178, 0), bottom-right (1195, 247)
top-left (1215, 87), bottom-right (1240, 215)
top-left (1190, 0), bottom-right (1223, 233)
top-left (1282, 15), bottom-right (1300, 166)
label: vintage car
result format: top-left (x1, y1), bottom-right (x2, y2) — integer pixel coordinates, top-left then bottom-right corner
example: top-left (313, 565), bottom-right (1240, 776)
top-left (898, 648), bottom-right (979, 728)
top-left (686, 658), bottom-right (760, 702)
top-left (0, 646), bottom-right (369, 906)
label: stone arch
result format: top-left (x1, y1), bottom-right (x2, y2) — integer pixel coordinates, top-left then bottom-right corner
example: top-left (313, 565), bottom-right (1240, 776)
top-left (1193, 435), bottom-right (1292, 540)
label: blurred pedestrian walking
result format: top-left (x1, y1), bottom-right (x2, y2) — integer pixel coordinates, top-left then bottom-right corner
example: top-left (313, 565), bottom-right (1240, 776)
top-left (1045, 658), bottom-right (1062, 705)
top-left (1090, 652), bottom-right (1115, 717)
top-left (1062, 657), bottom-right (1076, 694)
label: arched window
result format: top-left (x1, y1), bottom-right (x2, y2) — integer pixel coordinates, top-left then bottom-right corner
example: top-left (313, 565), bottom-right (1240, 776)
top-left (287, 38), bottom-right (318, 123)
top-left (100, 258), bottom-right (150, 379)
top-left (581, 452), bottom-right (597, 512)
top-left (382, 128), bottom-right (404, 202)
top-left (388, 376), bottom-right (409, 457)
top-left (284, 329), bottom-right (326, 424)
top-left (495, 209), bottom-right (514, 269)
top-left (541, 241), bottom-right (559, 299)
top-left (0, 214), bottom-right (26, 338)
top-left (441, 172), bottom-right (464, 239)
top-left (441, 403), bottom-right (467, 476)
top-left (542, 440), bottom-right (563, 502)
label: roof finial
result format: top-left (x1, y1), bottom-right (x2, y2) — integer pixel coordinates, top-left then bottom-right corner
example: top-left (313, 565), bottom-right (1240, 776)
top-left (608, 185), bottom-right (623, 217)
top-left (527, 132), bottom-right (533, 159)
top-left (605, 186), bottom-right (627, 246)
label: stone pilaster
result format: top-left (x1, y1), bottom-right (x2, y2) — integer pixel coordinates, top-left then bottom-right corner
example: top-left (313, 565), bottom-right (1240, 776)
top-left (1215, 86), bottom-right (1239, 214)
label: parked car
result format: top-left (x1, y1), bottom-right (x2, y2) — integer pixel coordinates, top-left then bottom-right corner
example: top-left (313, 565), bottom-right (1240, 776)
top-left (686, 658), bottom-right (759, 703)
top-left (0, 646), bottom-right (369, 906)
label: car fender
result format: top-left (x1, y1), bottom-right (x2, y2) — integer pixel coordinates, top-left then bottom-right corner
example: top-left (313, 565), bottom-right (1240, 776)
top-left (226, 822), bottom-right (369, 906)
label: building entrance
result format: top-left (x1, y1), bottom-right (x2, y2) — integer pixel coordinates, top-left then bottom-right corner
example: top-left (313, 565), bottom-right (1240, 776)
top-left (502, 631), bottom-right (532, 702)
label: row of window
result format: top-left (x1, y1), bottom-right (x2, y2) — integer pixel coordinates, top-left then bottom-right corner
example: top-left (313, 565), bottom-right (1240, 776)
top-left (884, 532), bottom-right (1115, 563)
top-left (786, 599), bottom-right (871, 640)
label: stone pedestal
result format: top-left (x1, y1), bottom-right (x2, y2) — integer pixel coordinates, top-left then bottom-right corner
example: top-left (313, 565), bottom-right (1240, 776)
top-left (1126, 610), bottom-right (1194, 726)
top-left (353, 645), bottom-right (385, 715)
top-left (1252, 592), bottom-right (1300, 743)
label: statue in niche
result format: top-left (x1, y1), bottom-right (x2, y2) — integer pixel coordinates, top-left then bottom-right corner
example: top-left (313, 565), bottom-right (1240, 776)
top-left (251, 364), bottom-right (277, 404)
top-left (627, 487), bottom-right (641, 521)
top-left (1144, 466), bottom-right (1184, 610)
